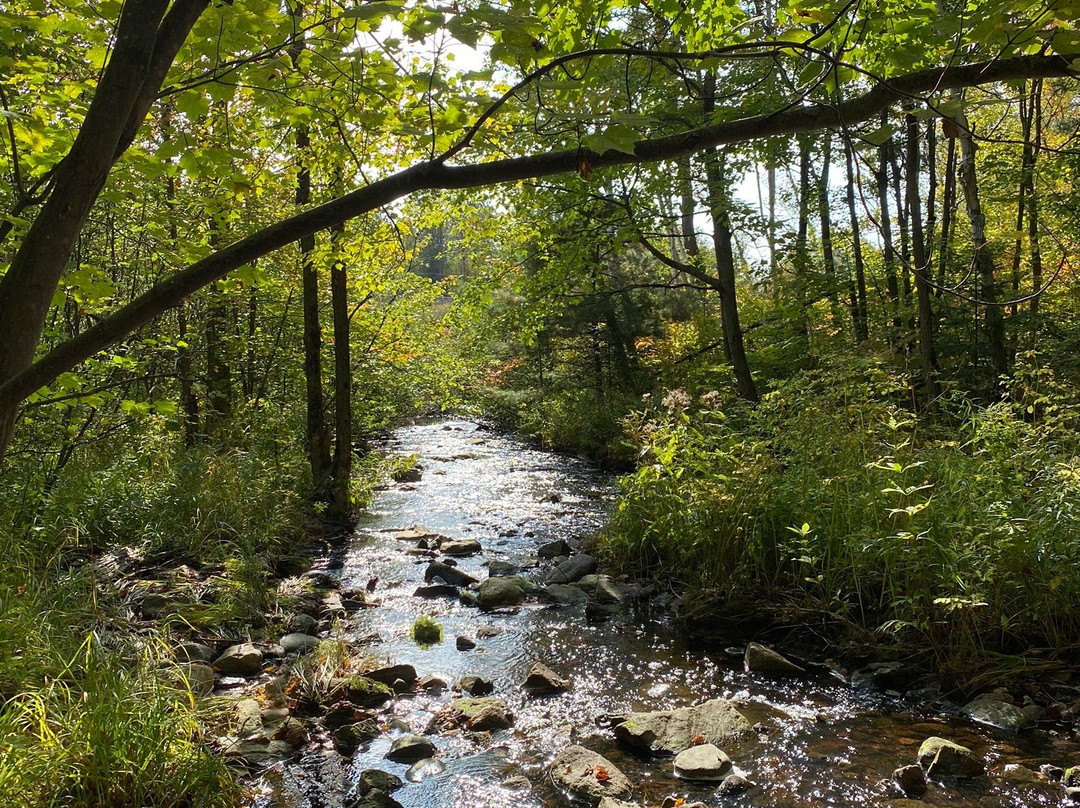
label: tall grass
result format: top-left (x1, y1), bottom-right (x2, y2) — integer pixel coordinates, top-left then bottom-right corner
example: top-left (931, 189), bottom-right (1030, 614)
top-left (604, 353), bottom-right (1080, 670)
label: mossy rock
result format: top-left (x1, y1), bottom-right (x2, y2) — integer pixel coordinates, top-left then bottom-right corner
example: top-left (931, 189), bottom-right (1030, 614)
top-left (329, 675), bottom-right (393, 707)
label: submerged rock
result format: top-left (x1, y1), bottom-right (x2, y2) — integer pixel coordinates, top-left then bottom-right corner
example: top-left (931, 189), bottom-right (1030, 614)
top-left (414, 584), bottom-right (459, 599)
top-left (456, 635), bottom-right (477, 651)
top-left (522, 661), bottom-right (570, 696)
top-left (744, 643), bottom-right (804, 677)
top-left (541, 584), bottom-right (589, 606)
top-left (333, 721), bottom-right (379, 756)
top-left (673, 743), bottom-right (732, 780)
top-left (405, 758), bottom-right (446, 783)
top-left (918, 736), bottom-right (984, 778)
top-left (614, 698), bottom-right (754, 756)
top-left (550, 745), bottom-right (632, 801)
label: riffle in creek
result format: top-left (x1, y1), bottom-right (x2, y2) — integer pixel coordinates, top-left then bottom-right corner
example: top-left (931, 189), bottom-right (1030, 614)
top-left (250, 420), bottom-right (1080, 808)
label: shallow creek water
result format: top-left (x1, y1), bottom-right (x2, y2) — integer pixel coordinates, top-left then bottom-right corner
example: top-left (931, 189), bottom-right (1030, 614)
top-left (256, 419), bottom-right (1080, 808)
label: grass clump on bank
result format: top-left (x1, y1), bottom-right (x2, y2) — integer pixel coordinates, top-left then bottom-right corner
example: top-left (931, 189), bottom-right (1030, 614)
top-left (603, 354), bottom-right (1080, 674)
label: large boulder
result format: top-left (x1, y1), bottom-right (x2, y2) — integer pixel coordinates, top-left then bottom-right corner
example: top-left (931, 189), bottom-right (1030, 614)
top-left (550, 745), bottom-right (632, 801)
top-left (538, 539), bottom-right (573, 559)
top-left (917, 736), bottom-right (984, 778)
top-left (545, 554), bottom-right (598, 584)
top-left (614, 698), bottom-right (754, 756)
top-left (214, 643), bottom-right (264, 677)
top-left (744, 643), bottom-right (804, 677)
top-left (477, 577), bottom-right (526, 609)
top-left (425, 561), bottom-right (478, 588)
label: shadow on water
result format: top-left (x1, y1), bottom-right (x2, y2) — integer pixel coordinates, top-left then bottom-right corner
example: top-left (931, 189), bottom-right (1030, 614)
top-left (254, 420), bottom-right (1080, 808)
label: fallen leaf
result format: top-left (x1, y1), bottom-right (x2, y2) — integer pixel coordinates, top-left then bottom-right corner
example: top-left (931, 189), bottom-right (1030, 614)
top-left (595, 765), bottom-right (610, 782)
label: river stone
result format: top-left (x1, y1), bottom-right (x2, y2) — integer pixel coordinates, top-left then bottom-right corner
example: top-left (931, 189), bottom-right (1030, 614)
top-left (522, 661), bottom-right (570, 696)
top-left (744, 643), bottom-right (805, 677)
top-left (140, 592), bottom-right (172, 619)
top-left (593, 575), bottom-right (625, 604)
top-left (541, 584), bottom-right (589, 605)
top-left (477, 625), bottom-right (502, 638)
top-left (538, 539), bottom-right (573, 559)
top-left (285, 613), bottom-right (319, 634)
top-left (718, 774), bottom-right (753, 795)
top-left (545, 554), bottom-right (598, 584)
top-left (1068, 787), bottom-right (1080, 804)
top-left (673, 743), bottom-right (732, 780)
top-left (234, 698), bottom-right (263, 737)
top-left (385, 734), bottom-right (436, 762)
top-left (457, 674), bottom-right (494, 696)
top-left (597, 800), bottom-right (638, 808)
top-left (405, 758), bottom-right (446, 782)
top-left (551, 745), bottom-right (632, 801)
top-left (456, 635), bottom-right (477, 651)
top-left (918, 736), bottom-right (984, 778)
top-left (280, 633), bottom-right (321, 654)
top-left (414, 584), bottom-right (459, 599)
top-left (614, 698), bottom-right (754, 755)
top-left (272, 717), bottom-right (309, 747)
top-left (894, 764), bottom-right (928, 795)
top-left (419, 674), bottom-right (448, 693)
top-left (478, 577), bottom-right (526, 609)
top-left (366, 664), bottom-right (417, 690)
top-left (176, 662), bottom-right (215, 696)
top-left (330, 675), bottom-right (393, 707)
top-left (449, 697), bottom-right (514, 731)
top-left (175, 641), bottom-right (216, 663)
top-left (1065, 766), bottom-right (1080, 787)
top-left (350, 790), bottom-right (404, 808)
top-left (356, 770), bottom-right (404, 796)
top-left (214, 643), bottom-right (264, 676)
top-left (441, 538), bottom-right (482, 556)
top-left (334, 721), bottom-right (379, 755)
top-left (393, 526), bottom-right (444, 542)
top-left (425, 561), bottom-right (478, 588)
top-left (486, 559), bottom-right (521, 576)
top-left (961, 695), bottom-right (1031, 730)
top-left (224, 738), bottom-right (294, 766)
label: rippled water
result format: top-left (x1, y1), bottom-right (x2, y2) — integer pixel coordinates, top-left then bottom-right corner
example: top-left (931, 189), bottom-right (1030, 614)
top-left (257, 420), bottom-right (1080, 808)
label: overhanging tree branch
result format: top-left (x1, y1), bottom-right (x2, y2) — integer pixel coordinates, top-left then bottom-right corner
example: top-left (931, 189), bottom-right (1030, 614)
top-left (1, 51), bottom-right (1076, 409)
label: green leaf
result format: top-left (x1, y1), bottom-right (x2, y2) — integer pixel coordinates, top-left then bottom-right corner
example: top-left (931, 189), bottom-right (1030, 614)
top-left (583, 124), bottom-right (639, 155)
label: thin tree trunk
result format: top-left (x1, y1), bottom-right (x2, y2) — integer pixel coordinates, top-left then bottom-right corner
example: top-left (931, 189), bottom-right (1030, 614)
top-left (1027, 79), bottom-right (1043, 314)
top-left (329, 222), bottom-right (352, 520)
top-left (704, 74), bottom-right (758, 402)
top-left (678, 157), bottom-right (700, 259)
top-left (953, 102), bottom-right (1007, 382)
top-left (877, 114), bottom-right (902, 334)
top-left (817, 133), bottom-right (836, 296)
top-left (177, 299), bottom-right (199, 446)
top-left (245, 286), bottom-right (257, 402)
top-left (906, 112), bottom-right (940, 405)
top-left (767, 161), bottom-right (779, 301)
top-left (844, 138), bottom-right (869, 342)
top-left (936, 134), bottom-right (957, 295)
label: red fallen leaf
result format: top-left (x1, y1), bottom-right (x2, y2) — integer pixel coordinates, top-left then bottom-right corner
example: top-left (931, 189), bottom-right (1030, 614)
top-left (674, 799), bottom-right (686, 807)
top-left (594, 765), bottom-right (610, 782)
top-left (692, 734), bottom-right (706, 745)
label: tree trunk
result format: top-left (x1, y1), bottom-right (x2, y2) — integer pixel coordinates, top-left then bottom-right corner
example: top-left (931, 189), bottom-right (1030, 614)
top-left (906, 112), bottom-right (940, 405)
top-left (936, 134), bottom-right (957, 295)
top-left (177, 299), bottom-right (199, 446)
top-left (767, 161), bottom-right (779, 301)
top-left (1026, 79), bottom-right (1043, 314)
top-left (954, 105), bottom-right (1007, 383)
top-left (329, 223), bottom-right (352, 521)
top-left (678, 157), bottom-right (700, 258)
top-left (877, 114), bottom-right (902, 335)
top-left (704, 74), bottom-right (758, 402)
top-left (816, 132), bottom-right (836, 296)
top-left (844, 138), bottom-right (870, 342)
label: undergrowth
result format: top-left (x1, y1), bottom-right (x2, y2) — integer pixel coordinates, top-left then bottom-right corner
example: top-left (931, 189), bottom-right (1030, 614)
top-left (603, 352), bottom-right (1080, 674)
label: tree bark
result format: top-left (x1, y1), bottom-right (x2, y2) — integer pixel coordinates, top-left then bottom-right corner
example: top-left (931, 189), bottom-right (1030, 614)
top-left (817, 132), bottom-right (836, 296)
top-left (329, 223), bottom-right (352, 520)
top-left (877, 114), bottom-right (902, 336)
top-left (677, 157), bottom-right (700, 258)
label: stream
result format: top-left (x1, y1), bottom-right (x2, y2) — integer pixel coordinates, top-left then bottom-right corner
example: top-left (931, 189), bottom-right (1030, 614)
top-left (254, 419), bottom-right (1080, 808)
